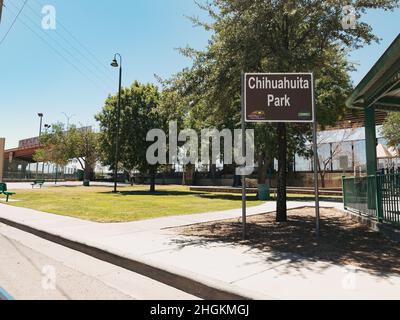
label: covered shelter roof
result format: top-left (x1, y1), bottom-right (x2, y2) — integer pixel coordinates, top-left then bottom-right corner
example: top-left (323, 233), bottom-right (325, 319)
top-left (346, 34), bottom-right (400, 112)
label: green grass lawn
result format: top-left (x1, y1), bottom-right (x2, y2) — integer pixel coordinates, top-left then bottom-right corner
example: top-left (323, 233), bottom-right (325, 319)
top-left (5, 185), bottom-right (264, 223)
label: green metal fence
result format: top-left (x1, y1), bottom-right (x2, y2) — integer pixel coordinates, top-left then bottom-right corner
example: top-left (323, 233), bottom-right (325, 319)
top-left (377, 173), bottom-right (400, 224)
top-left (343, 173), bottom-right (400, 225)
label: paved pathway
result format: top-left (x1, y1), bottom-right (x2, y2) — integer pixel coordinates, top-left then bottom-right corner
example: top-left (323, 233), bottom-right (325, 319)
top-left (0, 200), bottom-right (399, 299)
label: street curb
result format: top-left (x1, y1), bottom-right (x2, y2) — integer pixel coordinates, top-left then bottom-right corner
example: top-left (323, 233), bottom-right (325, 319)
top-left (0, 216), bottom-right (267, 300)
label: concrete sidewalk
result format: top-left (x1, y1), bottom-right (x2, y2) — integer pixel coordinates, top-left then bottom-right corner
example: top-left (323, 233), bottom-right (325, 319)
top-left (0, 201), bottom-right (399, 300)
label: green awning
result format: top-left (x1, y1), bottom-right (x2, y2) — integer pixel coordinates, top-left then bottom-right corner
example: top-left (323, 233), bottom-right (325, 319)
top-left (346, 33), bottom-right (400, 112)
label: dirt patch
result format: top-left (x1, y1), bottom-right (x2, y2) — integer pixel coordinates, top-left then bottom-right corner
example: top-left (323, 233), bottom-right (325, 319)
top-left (173, 208), bottom-right (400, 276)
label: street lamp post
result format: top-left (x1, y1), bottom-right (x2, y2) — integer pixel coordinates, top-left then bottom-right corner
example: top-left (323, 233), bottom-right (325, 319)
top-left (35, 113), bottom-right (44, 179)
top-left (111, 53), bottom-right (122, 193)
top-left (41, 124), bottom-right (51, 178)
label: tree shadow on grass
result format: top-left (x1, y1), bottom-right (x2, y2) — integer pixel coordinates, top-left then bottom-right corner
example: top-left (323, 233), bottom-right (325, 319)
top-left (97, 189), bottom-right (211, 197)
top-left (52, 185), bottom-right (112, 189)
top-left (197, 193), bottom-right (263, 202)
top-left (97, 190), bottom-right (262, 202)
top-left (171, 208), bottom-right (400, 277)
top-left (285, 196), bottom-right (342, 203)
top-left (117, 190), bottom-right (204, 196)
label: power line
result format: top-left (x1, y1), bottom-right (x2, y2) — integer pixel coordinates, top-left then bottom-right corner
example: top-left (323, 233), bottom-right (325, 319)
top-left (32, 0), bottom-right (115, 79)
top-left (57, 19), bottom-right (115, 78)
top-left (7, 0), bottom-right (112, 87)
top-left (6, 0), bottom-right (113, 88)
top-left (3, 2), bottom-right (108, 92)
top-left (0, 0), bottom-right (28, 46)
top-left (25, 0), bottom-right (115, 83)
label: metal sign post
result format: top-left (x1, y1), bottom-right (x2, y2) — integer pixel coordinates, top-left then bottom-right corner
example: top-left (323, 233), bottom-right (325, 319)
top-left (241, 72), bottom-right (247, 240)
top-left (311, 78), bottom-right (320, 238)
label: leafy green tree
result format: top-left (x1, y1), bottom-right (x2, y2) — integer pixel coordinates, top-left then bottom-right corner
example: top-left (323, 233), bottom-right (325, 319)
top-left (96, 81), bottom-right (163, 192)
top-left (382, 112), bottom-right (400, 150)
top-left (34, 124), bottom-right (99, 182)
top-left (157, 74), bottom-right (208, 184)
top-left (168, 0), bottom-right (398, 222)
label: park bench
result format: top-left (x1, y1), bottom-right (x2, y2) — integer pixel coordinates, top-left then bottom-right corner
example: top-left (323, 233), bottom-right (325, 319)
top-left (0, 183), bottom-right (16, 203)
top-left (31, 179), bottom-right (45, 188)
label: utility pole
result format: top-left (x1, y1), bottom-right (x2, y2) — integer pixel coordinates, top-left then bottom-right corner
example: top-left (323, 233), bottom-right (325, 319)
top-left (62, 113), bottom-right (76, 129)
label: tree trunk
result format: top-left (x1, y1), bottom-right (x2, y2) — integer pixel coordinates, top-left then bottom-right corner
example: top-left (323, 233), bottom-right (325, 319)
top-left (257, 153), bottom-right (268, 185)
top-left (130, 172), bottom-right (134, 186)
top-left (320, 173), bottom-right (326, 188)
top-left (182, 166), bottom-right (186, 186)
top-left (210, 164), bottom-right (217, 184)
top-left (150, 167), bottom-right (156, 193)
top-left (84, 162), bottom-right (91, 181)
top-left (182, 164), bottom-right (194, 186)
top-left (233, 174), bottom-right (240, 187)
top-left (276, 123), bottom-right (287, 222)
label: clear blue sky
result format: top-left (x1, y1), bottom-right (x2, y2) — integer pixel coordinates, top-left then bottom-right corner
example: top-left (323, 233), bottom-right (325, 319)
top-left (0, 0), bottom-right (399, 148)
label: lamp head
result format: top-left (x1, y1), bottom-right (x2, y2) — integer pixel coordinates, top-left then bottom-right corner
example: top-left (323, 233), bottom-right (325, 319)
top-left (38, 113), bottom-right (43, 117)
top-left (111, 58), bottom-right (119, 68)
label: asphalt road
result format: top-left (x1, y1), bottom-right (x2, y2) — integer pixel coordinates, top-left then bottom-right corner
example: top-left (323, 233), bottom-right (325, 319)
top-left (0, 223), bottom-right (198, 300)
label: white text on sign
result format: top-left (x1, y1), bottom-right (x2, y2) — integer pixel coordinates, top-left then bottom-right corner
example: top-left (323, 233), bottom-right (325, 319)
top-left (267, 94), bottom-right (291, 107)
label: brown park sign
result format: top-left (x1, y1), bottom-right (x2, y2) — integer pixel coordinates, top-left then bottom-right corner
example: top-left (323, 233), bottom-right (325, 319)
top-left (245, 73), bottom-right (314, 123)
